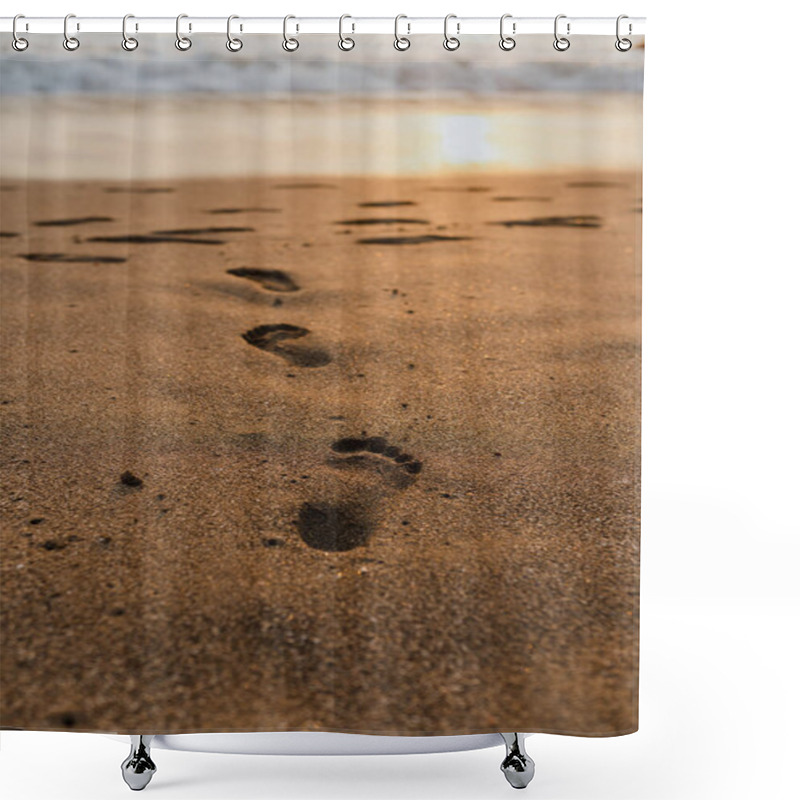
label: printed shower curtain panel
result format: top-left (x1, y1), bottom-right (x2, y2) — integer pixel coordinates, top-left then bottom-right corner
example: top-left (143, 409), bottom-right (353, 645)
top-left (0, 33), bottom-right (643, 737)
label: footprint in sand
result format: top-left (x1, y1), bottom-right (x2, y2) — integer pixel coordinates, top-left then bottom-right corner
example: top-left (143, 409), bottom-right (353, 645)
top-left (491, 215), bottom-right (602, 229)
top-left (297, 436), bottom-right (422, 551)
top-left (88, 234), bottom-right (225, 245)
top-left (242, 324), bottom-right (331, 367)
top-left (358, 201), bottom-right (416, 208)
top-left (492, 196), bottom-right (553, 203)
top-left (35, 216), bottom-right (114, 227)
top-left (227, 268), bottom-right (299, 293)
top-left (20, 252), bottom-right (127, 264)
top-left (357, 234), bottom-right (471, 245)
top-left (207, 207), bottom-right (280, 215)
top-left (335, 217), bottom-right (430, 226)
top-left (152, 226), bottom-right (254, 235)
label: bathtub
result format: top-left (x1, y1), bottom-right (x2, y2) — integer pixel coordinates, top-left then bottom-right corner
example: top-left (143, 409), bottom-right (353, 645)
top-left (111, 731), bottom-right (535, 791)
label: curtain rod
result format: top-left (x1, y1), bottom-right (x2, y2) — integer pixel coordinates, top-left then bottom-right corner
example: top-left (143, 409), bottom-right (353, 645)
top-left (1, 16), bottom-right (646, 37)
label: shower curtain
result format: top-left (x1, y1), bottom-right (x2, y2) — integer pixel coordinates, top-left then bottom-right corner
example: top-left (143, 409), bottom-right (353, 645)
top-left (0, 31), bottom-right (643, 737)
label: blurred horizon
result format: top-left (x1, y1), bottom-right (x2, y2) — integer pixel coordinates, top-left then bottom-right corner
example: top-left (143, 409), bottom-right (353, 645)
top-left (0, 93), bottom-right (642, 179)
top-left (1, 35), bottom-right (643, 179)
top-left (0, 34), bottom-right (644, 96)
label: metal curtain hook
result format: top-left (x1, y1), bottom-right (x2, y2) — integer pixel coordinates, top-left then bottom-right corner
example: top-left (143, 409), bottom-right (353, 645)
top-left (338, 14), bottom-right (355, 51)
top-left (394, 14), bottom-right (410, 51)
top-left (499, 14), bottom-right (516, 51)
top-left (176, 14), bottom-right (192, 51)
top-left (282, 15), bottom-right (299, 51)
top-left (122, 14), bottom-right (138, 51)
top-left (553, 14), bottom-right (570, 51)
top-left (63, 13), bottom-right (80, 51)
top-left (615, 14), bottom-right (632, 51)
top-left (443, 14), bottom-right (460, 51)
top-left (11, 14), bottom-right (29, 51)
top-left (226, 15), bottom-right (243, 51)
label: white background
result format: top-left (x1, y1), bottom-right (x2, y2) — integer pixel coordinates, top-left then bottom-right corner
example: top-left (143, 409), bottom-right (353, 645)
top-left (1, 1), bottom-right (799, 798)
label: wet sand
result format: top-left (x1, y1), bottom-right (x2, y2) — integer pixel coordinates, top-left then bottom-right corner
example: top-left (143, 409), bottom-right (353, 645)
top-left (0, 172), bottom-right (640, 735)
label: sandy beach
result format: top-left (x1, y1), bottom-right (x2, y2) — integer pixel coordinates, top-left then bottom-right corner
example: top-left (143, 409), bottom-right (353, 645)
top-left (0, 169), bottom-right (640, 736)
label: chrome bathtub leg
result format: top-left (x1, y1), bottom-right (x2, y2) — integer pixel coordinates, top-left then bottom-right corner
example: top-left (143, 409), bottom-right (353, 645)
top-left (500, 732), bottom-right (535, 789)
top-left (121, 735), bottom-right (157, 791)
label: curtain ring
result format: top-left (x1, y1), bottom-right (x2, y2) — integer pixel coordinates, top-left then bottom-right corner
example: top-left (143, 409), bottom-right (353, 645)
top-left (615, 14), bottom-right (632, 51)
top-left (282, 15), bottom-right (299, 52)
top-left (122, 14), bottom-right (138, 51)
top-left (443, 14), bottom-right (460, 51)
top-left (226, 15), bottom-right (243, 51)
top-left (12, 14), bottom-right (29, 51)
top-left (393, 15), bottom-right (410, 51)
top-left (176, 14), bottom-right (192, 51)
top-left (63, 13), bottom-right (80, 51)
top-left (499, 14), bottom-right (516, 51)
top-left (553, 14), bottom-right (570, 51)
top-left (338, 14), bottom-right (355, 51)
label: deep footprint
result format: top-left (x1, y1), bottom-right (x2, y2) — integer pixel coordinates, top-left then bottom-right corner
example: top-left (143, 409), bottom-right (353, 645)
top-left (328, 436), bottom-right (422, 487)
top-left (20, 253), bottom-right (127, 263)
top-left (492, 196), bottom-right (552, 202)
top-left (491, 216), bottom-right (603, 229)
top-left (297, 437), bottom-right (421, 551)
top-left (35, 216), bottom-right (114, 227)
top-left (87, 234), bottom-right (225, 245)
top-left (336, 217), bottom-right (429, 226)
top-left (227, 268), bottom-right (299, 292)
top-left (242, 324), bottom-right (331, 367)
top-left (152, 226), bottom-right (254, 235)
top-left (357, 234), bottom-right (471, 245)
top-left (297, 501), bottom-right (372, 552)
top-left (207, 207), bottom-right (280, 214)
top-left (358, 201), bottom-right (416, 208)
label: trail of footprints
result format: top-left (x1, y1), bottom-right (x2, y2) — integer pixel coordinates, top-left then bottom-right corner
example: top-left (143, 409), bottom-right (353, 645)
top-left (13, 183), bottom-right (614, 263)
top-left (7, 182), bottom-right (622, 551)
top-left (212, 187), bottom-right (614, 549)
top-left (224, 232), bottom-right (423, 550)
